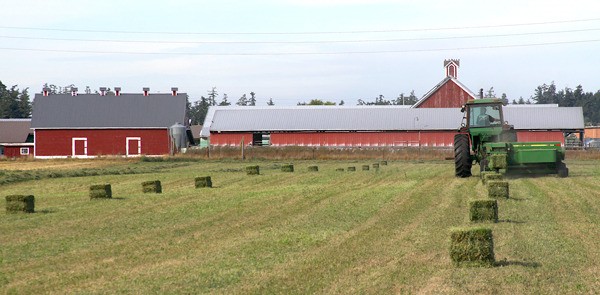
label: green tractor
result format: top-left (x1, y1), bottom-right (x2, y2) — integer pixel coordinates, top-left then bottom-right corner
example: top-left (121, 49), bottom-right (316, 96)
top-left (454, 98), bottom-right (568, 178)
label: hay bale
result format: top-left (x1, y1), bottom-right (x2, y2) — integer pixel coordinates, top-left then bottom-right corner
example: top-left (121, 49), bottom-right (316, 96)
top-left (195, 176), bottom-right (212, 188)
top-left (380, 161), bottom-right (388, 166)
top-left (246, 165), bottom-right (260, 175)
top-left (449, 227), bottom-right (495, 267)
top-left (347, 166), bottom-right (356, 172)
top-left (362, 165), bottom-right (370, 171)
top-left (5, 195), bottom-right (34, 213)
top-left (469, 199), bottom-right (498, 223)
top-left (489, 154), bottom-right (508, 170)
top-left (308, 166), bottom-right (319, 172)
top-left (335, 168), bottom-right (345, 172)
top-left (281, 164), bottom-right (294, 172)
top-left (90, 184), bottom-right (112, 199)
top-left (142, 180), bottom-right (162, 193)
top-left (487, 181), bottom-right (509, 198)
top-left (483, 172), bottom-right (503, 184)
top-left (372, 163), bottom-right (380, 169)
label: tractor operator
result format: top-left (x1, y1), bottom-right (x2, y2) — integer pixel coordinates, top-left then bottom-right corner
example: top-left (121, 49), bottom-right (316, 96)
top-left (477, 108), bottom-right (497, 126)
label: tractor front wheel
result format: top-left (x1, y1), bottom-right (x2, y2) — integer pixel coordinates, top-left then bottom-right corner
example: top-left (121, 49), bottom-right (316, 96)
top-left (557, 162), bottom-right (569, 178)
top-left (454, 134), bottom-right (472, 177)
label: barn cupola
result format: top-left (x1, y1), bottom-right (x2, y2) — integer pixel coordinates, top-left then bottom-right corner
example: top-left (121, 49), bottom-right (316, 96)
top-left (42, 87), bottom-right (50, 96)
top-left (143, 87), bottom-right (150, 96)
top-left (444, 59), bottom-right (460, 79)
top-left (71, 87), bottom-right (78, 96)
top-left (99, 87), bottom-right (107, 96)
top-left (171, 87), bottom-right (178, 96)
top-left (114, 87), bottom-right (121, 96)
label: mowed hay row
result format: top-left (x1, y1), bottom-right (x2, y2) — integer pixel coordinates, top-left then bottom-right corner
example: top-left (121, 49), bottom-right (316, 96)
top-left (89, 184), bottom-right (112, 199)
top-left (469, 199), bottom-right (498, 223)
top-left (5, 195), bottom-right (35, 213)
top-left (482, 172), bottom-right (504, 184)
top-left (450, 227), bottom-right (495, 267)
top-left (362, 165), bottom-right (370, 171)
top-left (142, 180), bottom-right (162, 193)
top-left (195, 176), bottom-right (213, 188)
top-left (307, 165), bottom-right (319, 172)
top-left (246, 165), bottom-right (260, 175)
top-left (281, 164), bottom-right (294, 172)
top-left (487, 181), bottom-right (509, 199)
top-left (347, 166), bottom-right (356, 172)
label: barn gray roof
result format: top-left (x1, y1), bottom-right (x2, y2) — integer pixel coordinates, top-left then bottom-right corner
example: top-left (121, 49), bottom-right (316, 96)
top-left (31, 93), bottom-right (187, 129)
top-left (201, 105), bottom-right (584, 137)
top-left (0, 119), bottom-right (32, 143)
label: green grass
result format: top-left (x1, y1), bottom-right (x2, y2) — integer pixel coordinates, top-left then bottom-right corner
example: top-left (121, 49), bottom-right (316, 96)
top-left (2, 159), bottom-right (600, 293)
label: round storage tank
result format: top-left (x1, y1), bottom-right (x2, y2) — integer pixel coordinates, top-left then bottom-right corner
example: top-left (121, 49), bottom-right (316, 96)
top-left (170, 122), bottom-right (187, 151)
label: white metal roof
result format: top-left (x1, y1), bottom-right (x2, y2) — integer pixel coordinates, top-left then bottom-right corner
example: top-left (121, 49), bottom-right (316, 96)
top-left (200, 106), bottom-right (584, 137)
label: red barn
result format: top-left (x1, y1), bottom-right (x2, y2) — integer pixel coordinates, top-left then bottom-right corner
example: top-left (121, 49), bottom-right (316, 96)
top-left (31, 87), bottom-right (187, 158)
top-left (413, 59), bottom-right (477, 108)
top-left (0, 119), bottom-right (34, 158)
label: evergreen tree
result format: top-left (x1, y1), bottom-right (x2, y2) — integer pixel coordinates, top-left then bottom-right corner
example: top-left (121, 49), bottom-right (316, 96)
top-left (249, 92), bottom-right (257, 106)
top-left (218, 93), bottom-right (231, 106)
top-left (236, 94), bottom-right (248, 106)
top-left (207, 87), bottom-right (218, 106)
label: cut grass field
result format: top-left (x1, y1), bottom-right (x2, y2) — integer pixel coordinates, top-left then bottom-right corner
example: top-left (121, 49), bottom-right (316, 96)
top-left (2, 159), bottom-right (600, 293)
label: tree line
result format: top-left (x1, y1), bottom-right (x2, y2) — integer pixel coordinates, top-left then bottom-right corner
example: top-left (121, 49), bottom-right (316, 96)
top-left (2, 80), bottom-right (600, 126)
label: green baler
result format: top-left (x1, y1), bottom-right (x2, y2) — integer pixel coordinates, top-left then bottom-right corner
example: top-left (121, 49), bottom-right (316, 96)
top-left (454, 98), bottom-right (568, 178)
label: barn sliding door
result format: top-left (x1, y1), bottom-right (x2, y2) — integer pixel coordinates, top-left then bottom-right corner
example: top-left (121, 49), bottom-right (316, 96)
top-left (72, 138), bottom-right (88, 157)
top-left (126, 137), bottom-right (141, 156)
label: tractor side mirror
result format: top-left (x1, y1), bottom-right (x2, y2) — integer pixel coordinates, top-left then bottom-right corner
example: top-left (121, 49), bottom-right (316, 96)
top-left (460, 105), bottom-right (465, 113)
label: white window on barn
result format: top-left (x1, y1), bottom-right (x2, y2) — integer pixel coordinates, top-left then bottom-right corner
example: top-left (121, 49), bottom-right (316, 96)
top-left (20, 147), bottom-right (30, 155)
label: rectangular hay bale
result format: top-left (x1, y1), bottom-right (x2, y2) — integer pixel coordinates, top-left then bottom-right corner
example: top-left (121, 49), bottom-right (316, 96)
top-left (450, 227), bottom-right (495, 267)
top-left (362, 165), bottom-right (370, 171)
top-left (142, 180), bottom-right (162, 193)
top-left (347, 166), bottom-right (356, 171)
top-left (89, 184), bottom-right (112, 199)
top-left (246, 165), bottom-right (260, 175)
top-left (372, 163), bottom-right (380, 169)
top-left (195, 176), bottom-right (212, 188)
top-left (281, 164), bottom-right (294, 172)
top-left (483, 172), bottom-right (503, 184)
top-left (308, 166), bottom-right (319, 172)
top-left (5, 195), bottom-right (35, 213)
top-left (487, 181), bottom-right (509, 198)
top-left (469, 199), bottom-right (498, 223)
top-left (488, 154), bottom-right (508, 170)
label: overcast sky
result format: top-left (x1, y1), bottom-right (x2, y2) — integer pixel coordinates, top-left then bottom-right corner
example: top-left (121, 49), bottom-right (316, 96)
top-left (1, 0), bottom-right (599, 105)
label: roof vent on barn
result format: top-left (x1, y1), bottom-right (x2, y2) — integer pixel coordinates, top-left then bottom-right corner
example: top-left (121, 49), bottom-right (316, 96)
top-left (143, 87), bottom-right (150, 96)
top-left (114, 87), bottom-right (121, 96)
top-left (171, 87), bottom-right (178, 96)
top-left (42, 87), bottom-right (50, 96)
top-left (444, 59), bottom-right (460, 79)
top-left (99, 87), bottom-right (107, 96)
top-left (71, 87), bottom-right (78, 96)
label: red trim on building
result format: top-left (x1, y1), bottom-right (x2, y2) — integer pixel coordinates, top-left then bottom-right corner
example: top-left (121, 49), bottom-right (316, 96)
top-left (209, 132), bottom-right (254, 146)
top-left (34, 129), bottom-right (171, 157)
top-left (516, 131), bottom-right (565, 145)
top-left (210, 130), bottom-right (565, 147)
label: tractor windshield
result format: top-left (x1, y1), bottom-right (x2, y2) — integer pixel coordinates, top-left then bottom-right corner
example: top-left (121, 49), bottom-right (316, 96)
top-left (469, 105), bottom-right (501, 127)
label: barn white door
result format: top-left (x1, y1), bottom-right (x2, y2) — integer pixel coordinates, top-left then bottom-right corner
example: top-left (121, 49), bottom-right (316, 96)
top-left (126, 137), bottom-right (141, 156)
top-left (72, 138), bottom-right (88, 158)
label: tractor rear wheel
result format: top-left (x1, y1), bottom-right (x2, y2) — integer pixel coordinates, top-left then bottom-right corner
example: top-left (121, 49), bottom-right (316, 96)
top-left (557, 162), bottom-right (569, 178)
top-left (454, 134), bottom-right (472, 177)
